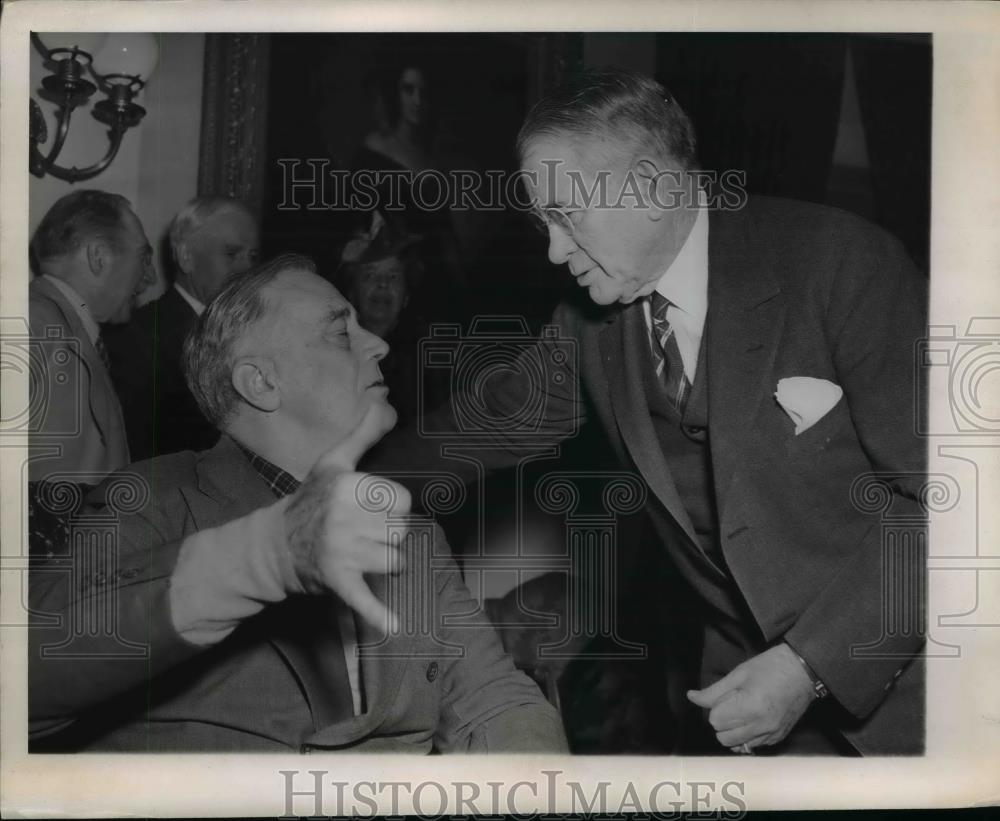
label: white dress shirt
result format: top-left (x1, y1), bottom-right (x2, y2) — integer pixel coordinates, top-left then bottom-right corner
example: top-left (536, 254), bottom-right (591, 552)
top-left (641, 199), bottom-right (710, 383)
top-left (174, 282), bottom-right (206, 316)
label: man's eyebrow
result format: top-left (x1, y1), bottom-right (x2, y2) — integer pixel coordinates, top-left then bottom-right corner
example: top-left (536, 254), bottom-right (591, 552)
top-left (324, 305), bottom-right (350, 323)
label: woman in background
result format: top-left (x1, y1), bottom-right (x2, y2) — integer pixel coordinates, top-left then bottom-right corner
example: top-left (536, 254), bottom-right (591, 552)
top-left (352, 64), bottom-right (465, 323)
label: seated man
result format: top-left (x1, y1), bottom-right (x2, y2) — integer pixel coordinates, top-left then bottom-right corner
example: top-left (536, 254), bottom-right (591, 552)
top-left (29, 190), bottom-right (156, 483)
top-left (29, 253), bottom-right (567, 754)
top-left (105, 197), bottom-right (260, 461)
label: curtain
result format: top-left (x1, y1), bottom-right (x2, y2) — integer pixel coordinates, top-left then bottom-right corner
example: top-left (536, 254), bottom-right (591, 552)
top-left (197, 34), bottom-right (271, 221)
top-left (657, 34), bottom-right (848, 204)
top-left (851, 35), bottom-right (931, 271)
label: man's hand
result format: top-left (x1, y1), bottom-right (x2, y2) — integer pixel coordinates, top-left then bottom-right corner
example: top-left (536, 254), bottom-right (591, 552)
top-left (284, 404), bottom-right (409, 634)
top-left (686, 643), bottom-right (815, 752)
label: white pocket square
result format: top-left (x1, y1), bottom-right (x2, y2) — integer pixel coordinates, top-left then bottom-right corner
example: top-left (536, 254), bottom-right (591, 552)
top-left (774, 377), bottom-right (844, 435)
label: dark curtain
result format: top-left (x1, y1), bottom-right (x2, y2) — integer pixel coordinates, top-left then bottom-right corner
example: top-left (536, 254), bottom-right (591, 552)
top-left (197, 34), bottom-right (271, 222)
top-left (657, 33), bottom-right (848, 203)
top-left (852, 36), bottom-right (932, 270)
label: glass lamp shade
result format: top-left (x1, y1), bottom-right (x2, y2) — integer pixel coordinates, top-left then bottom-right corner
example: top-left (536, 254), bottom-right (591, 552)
top-left (92, 33), bottom-right (159, 85)
top-left (37, 32), bottom-right (108, 59)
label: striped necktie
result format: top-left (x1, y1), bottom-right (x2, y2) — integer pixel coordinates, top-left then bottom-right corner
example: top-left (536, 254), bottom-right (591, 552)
top-left (648, 292), bottom-right (690, 412)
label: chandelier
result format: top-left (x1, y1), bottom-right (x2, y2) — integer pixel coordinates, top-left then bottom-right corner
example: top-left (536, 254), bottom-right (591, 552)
top-left (30, 32), bottom-right (160, 183)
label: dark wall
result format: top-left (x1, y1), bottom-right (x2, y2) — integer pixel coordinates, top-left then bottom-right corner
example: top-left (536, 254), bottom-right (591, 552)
top-left (656, 33), bottom-right (930, 269)
top-left (261, 32), bottom-right (932, 327)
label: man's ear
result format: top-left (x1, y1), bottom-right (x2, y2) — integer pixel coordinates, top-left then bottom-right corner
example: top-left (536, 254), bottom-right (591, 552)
top-left (634, 158), bottom-right (666, 222)
top-left (175, 240), bottom-right (194, 276)
top-left (85, 239), bottom-right (113, 278)
top-left (231, 356), bottom-right (280, 413)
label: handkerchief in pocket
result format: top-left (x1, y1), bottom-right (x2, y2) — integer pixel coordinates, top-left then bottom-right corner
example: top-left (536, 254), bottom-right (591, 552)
top-left (774, 377), bottom-right (844, 435)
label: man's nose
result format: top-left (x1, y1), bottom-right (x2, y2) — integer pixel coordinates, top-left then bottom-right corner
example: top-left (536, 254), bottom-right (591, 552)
top-left (547, 223), bottom-right (577, 265)
top-left (360, 325), bottom-right (390, 361)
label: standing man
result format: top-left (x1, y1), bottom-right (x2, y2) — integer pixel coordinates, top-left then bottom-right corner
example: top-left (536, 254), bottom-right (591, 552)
top-left (29, 190), bottom-right (155, 483)
top-left (105, 196), bottom-right (259, 460)
top-left (367, 68), bottom-right (928, 755)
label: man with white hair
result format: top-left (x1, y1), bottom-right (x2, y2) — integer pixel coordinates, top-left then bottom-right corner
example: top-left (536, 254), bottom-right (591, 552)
top-left (29, 253), bottom-right (566, 753)
top-left (105, 196), bottom-right (259, 460)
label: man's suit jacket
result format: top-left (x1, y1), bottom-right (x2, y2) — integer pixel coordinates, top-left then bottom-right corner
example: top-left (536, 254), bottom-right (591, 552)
top-left (366, 197), bottom-right (928, 755)
top-left (28, 276), bottom-right (129, 483)
top-left (104, 286), bottom-right (219, 461)
top-left (28, 436), bottom-right (566, 753)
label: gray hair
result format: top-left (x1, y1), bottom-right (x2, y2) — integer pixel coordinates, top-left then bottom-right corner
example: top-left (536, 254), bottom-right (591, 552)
top-left (183, 253), bottom-right (317, 428)
top-left (168, 196), bottom-right (252, 266)
top-left (516, 67), bottom-right (698, 171)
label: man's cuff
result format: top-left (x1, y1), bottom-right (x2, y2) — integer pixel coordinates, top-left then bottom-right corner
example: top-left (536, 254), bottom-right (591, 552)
top-left (168, 497), bottom-right (305, 645)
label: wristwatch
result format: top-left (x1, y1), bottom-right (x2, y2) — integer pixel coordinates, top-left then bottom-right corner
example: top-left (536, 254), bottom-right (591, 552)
top-left (786, 644), bottom-right (830, 700)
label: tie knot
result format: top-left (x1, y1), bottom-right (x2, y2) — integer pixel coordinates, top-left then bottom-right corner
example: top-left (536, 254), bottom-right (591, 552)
top-left (650, 291), bottom-right (672, 321)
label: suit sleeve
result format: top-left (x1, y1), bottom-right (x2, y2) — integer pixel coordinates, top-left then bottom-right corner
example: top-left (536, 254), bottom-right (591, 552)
top-left (783, 226), bottom-right (928, 718)
top-left (362, 303), bottom-right (587, 496)
top-left (28, 500), bottom-right (201, 737)
top-left (429, 532), bottom-right (568, 752)
top-left (28, 486), bottom-right (299, 737)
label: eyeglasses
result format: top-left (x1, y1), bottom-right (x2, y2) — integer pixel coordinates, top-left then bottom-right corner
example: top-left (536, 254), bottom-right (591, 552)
top-left (528, 203), bottom-right (588, 237)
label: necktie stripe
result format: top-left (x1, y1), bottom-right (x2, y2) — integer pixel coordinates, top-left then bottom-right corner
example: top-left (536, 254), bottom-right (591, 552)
top-left (648, 294), bottom-right (689, 413)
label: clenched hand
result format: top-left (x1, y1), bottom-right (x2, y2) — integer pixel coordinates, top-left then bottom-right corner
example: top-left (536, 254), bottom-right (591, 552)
top-left (687, 643), bottom-right (816, 752)
top-left (283, 404), bottom-right (410, 633)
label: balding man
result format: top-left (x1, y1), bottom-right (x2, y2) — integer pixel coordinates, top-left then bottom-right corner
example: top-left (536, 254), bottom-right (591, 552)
top-left (29, 253), bottom-right (566, 753)
top-left (29, 190), bottom-right (156, 483)
top-left (105, 196), bottom-right (259, 460)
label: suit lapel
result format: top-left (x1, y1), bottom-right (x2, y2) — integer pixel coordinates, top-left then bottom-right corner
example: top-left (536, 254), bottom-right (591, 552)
top-left (599, 305), bottom-right (698, 543)
top-left (705, 207), bottom-right (785, 520)
top-left (181, 436), bottom-right (275, 528)
top-left (32, 278), bottom-right (122, 453)
top-left (185, 437), bottom-right (404, 739)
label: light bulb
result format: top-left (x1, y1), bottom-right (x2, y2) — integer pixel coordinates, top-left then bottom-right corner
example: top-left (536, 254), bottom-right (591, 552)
top-left (93, 33), bottom-right (159, 85)
top-left (38, 32), bottom-right (108, 59)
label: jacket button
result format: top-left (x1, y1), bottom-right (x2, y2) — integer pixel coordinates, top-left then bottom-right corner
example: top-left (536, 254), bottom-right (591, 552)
top-left (426, 661), bottom-right (439, 682)
top-left (687, 426), bottom-right (705, 434)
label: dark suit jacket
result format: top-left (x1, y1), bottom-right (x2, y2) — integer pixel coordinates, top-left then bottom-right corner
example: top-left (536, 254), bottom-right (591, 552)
top-left (28, 276), bottom-right (130, 483)
top-left (28, 436), bottom-right (566, 753)
top-left (365, 197), bottom-right (928, 754)
top-left (104, 286), bottom-right (219, 462)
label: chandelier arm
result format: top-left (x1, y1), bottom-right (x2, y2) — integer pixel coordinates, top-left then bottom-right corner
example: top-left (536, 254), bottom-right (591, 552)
top-left (43, 126), bottom-right (127, 184)
top-left (44, 100), bottom-right (77, 164)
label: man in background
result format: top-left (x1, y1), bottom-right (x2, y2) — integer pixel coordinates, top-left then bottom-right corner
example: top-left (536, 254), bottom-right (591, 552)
top-left (29, 253), bottom-right (566, 754)
top-left (105, 196), bottom-right (259, 460)
top-left (29, 189), bottom-right (155, 483)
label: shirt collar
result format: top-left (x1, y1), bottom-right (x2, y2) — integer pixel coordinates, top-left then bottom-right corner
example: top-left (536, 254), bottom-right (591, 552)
top-left (174, 282), bottom-right (206, 316)
top-left (237, 444), bottom-right (301, 499)
top-left (652, 193), bottom-right (709, 323)
top-left (41, 274), bottom-right (101, 347)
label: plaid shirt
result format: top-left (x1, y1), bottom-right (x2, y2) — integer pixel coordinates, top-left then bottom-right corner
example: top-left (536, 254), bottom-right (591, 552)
top-left (238, 445), bottom-right (301, 499)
